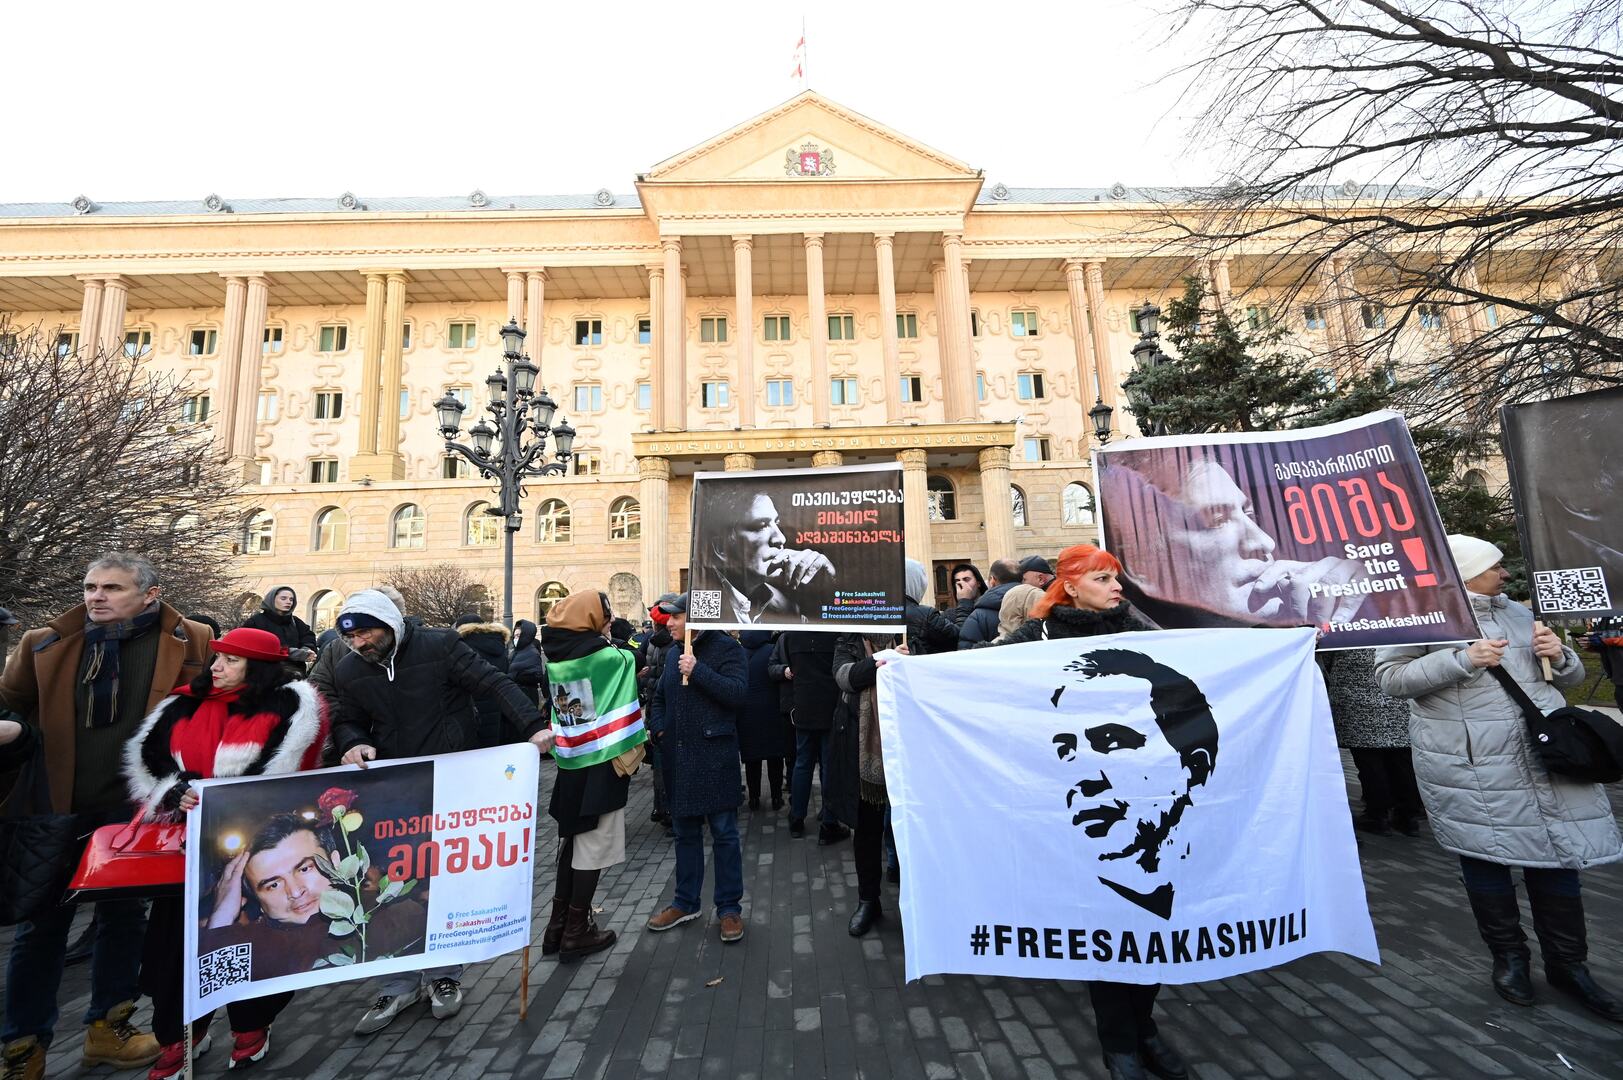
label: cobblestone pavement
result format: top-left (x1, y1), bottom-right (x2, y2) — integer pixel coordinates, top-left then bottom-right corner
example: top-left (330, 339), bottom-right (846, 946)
top-left (17, 755), bottom-right (1623, 1080)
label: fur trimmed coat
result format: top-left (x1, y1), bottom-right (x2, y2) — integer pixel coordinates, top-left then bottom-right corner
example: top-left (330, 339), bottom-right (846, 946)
top-left (124, 680), bottom-right (328, 820)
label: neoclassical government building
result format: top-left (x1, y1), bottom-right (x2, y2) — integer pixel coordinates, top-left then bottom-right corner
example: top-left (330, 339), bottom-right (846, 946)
top-left (0, 93), bottom-right (1506, 627)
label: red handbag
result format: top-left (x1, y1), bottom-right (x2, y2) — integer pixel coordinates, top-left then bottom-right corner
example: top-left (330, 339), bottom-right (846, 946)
top-left (66, 812), bottom-right (185, 902)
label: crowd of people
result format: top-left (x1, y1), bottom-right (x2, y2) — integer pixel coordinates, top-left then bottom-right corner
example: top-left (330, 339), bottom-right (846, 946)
top-left (1, 532), bottom-right (1620, 1080)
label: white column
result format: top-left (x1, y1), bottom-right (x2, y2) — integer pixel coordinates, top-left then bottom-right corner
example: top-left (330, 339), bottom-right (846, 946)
top-left (874, 232), bottom-right (901, 421)
top-left (732, 236), bottom-right (756, 428)
top-left (940, 233), bottom-right (975, 421)
top-left (979, 446), bottom-right (1016, 565)
top-left (526, 270), bottom-right (546, 366)
top-left (648, 264), bottom-right (666, 429)
top-left (214, 275), bottom-right (248, 455)
top-left (76, 277), bottom-right (104, 357)
top-left (376, 272), bottom-right (408, 466)
top-left (505, 271), bottom-right (525, 327)
top-left (899, 448), bottom-right (931, 570)
top-left (638, 457), bottom-right (672, 598)
top-left (233, 274), bottom-right (270, 462)
top-left (1083, 261), bottom-right (1115, 408)
top-left (661, 239), bottom-right (686, 431)
top-left (1063, 259), bottom-right (1101, 402)
top-left (805, 232), bottom-right (830, 425)
top-left (96, 275), bottom-right (128, 357)
top-left (355, 272), bottom-right (386, 454)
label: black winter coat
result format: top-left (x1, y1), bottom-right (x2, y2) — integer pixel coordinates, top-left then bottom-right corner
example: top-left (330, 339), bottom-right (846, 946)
top-left (331, 622), bottom-right (543, 760)
top-left (995, 600), bottom-right (1152, 646)
top-left (739, 631), bottom-right (793, 762)
top-left (771, 632), bottom-right (841, 730)
top-left (649, 630), bottom-right (747, 818)
top-left (457, 623), bottom-right (513, 748)
top-left (957, 582), bottom-right (1018, 648)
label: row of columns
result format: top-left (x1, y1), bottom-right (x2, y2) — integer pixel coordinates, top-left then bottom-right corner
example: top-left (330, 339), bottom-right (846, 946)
top-left (634, 443), bottom-right (1018, 599)
top-left (75, 275), bottom-right (130, 359)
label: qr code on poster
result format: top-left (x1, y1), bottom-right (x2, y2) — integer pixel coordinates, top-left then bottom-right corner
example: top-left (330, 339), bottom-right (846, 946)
top-left (689, 590), bottom-right (723, 620)
top-left (198, 944), bottom-right (252, 997)
top-left (1534, 568), bottom-right (1612, 613)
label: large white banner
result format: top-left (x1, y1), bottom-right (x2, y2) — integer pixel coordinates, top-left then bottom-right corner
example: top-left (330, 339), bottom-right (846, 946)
top-left (877, 627), bottom-right (1378, 984)
top-left (185, 746), bottom-right (539, 1021)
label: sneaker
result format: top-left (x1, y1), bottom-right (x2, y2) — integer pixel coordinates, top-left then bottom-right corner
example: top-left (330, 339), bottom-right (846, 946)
top-left (147, 1034), bottom-right (211, 1080)
top-left (646, 905), bottom-right (701, 932)
top-left (228, 1028), bottom-right (269, 1069)
top-left (719, 912), bottom-right (745, 943)
top-left (83, 1001), bottom-right (160, 1068)
top-left (2, 1038), bottom-right (45, 1080)
top-left (354, 985), bottom-right (423, 1036)
top-left (429, 978), bottom-right (464, 1020)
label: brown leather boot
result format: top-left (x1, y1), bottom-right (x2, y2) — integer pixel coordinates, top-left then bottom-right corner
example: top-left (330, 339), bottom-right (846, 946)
top-left (558, 904), bottom-right (616, 962)
top-left (80, 1001), bottom-right (159, 1068)
top-left (540, 897), bottom-right (569, 956)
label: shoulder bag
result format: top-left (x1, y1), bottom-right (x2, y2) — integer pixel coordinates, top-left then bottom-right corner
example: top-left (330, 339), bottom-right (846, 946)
top-left (1487, 666), bottom-right (1623, 784)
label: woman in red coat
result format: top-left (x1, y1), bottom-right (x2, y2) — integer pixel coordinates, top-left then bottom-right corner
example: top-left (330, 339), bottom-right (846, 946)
top-left (123, 627), bottom-right (327, 1078)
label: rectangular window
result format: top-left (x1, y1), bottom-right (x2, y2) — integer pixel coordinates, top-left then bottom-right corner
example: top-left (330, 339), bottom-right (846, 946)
top-left (181, 394), bottom-right (211, 423)
top-left (189, 328), bottom-right (218, 356)
top-left (399, 389), bottom-right (411, 419)
top-left (1245, 306), bottom-right (1270, 331)
top-left (400, 322), bottom-right (413, 350)
top-left (1010, 309), bottom-right (1040, 338)
top-left (763, 315), bottom-right (792, 342)
top-left (124, 329), bottom-right (152, 358)
top-left (701, 381), bottom-right (730, 409)
top-left (1484, 304), bottom-right (1499, 328)
top-left (637, 318), bottom-right (652, 345)
top-left (574, 319), bottom-right (603, 346)
top-left (447, 386), bottom-right (471, 408)
top-left (257, 461), bottom-right (272, 486)
top-left (256, 391), bottom-right (278, 422)
top-left (636, 381), bottom-right (652, 410)
top-left (1361, 303), bottom-right (1386, 330)
top-left (573, 384), bottom-right (603, 412)
top-left (827, 314), bottom-right (856, 341)
top-left (262, 326), bottom-right (283, 354)
top-left (899, 375), bottom-right (922, 403)
top-left (970, 309), bottom-right (982, 337)
top-left (699, 316), bottom-right (728, 343)
top-left (976, 373), bottom-right (987, 401)
top-left (1302, 305), bottom-right (1326, 331)
top-left (765, 378), bottom-right (794, 407)
top-left (1016, 372), bottom-right (1046, 401)
top-left (446, 321), bottom-right (476, 350)
top-left (1418, 305), bottom-right (1444, 331)
top-left (896, 312), bottom-right (918, 340)
top-left (309, 459), bottom-right (338, 484)
top-left (313, 391), bottom-right (344, 420)
top-left (830, 377), bottom-right (859, 406)
top-left (442, 455), bottom-right (469, 479)
top-left (1023, 437), bottom-right (1051, 462)
top-left (318, 324), bottom-right (348, 353)
top-left (1129, 308), bottom-right (1143, 334)
top-left (56, 331), bottom-right (78, 358)
top-left (572, 452), bottom-right (602, 477)
top-left (1316, 369), bottom-right (1339, 392)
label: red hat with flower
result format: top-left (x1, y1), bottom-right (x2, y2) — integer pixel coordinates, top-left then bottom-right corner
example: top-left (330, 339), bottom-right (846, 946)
top-left (211, 626), bottom-right (290, 663)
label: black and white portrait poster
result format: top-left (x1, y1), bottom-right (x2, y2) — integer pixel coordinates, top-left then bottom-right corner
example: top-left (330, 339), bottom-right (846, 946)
top-left (687, 462), bottom-right (906, 631)
top-left (184, 747), bottom-right (539, 1022)
top-left (876, 628), bottom-right (1378, 984)
top-left (1501, 387), bottom-right (1623, 619)
top-left (1094, 410), bottom-right (1478, 650)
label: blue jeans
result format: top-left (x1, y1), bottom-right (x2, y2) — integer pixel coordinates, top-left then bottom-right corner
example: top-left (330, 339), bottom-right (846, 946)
top-left (1459, 855), bottom-right (1582, 897)
top-left (672, 810), bottom-right (743, 917)
top-left (789, 730), bottom-right (834, 825)
top-left (3, 898), bottom-right (147, 1046)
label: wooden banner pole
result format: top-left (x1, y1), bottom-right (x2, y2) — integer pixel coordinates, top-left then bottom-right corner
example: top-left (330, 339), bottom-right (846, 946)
top-left (1534, 620), bottom-right (1554, 681)
top-left (682, 625), bottom-right (693, 685)
top-left (519, 945), bottom-right (531, 1020)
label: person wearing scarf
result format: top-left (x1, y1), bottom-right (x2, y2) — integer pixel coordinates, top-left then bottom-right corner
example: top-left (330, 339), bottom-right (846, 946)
top-left (80, 600), bottom-right (165, 731)
top-left (123, 627), bottom-right (327, 1078)
top-left (540, 592), bottom-right (643, 962)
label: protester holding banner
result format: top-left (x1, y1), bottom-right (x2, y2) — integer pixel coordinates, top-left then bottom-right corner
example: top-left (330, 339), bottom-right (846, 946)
top-left (645, 595), bottom-right (749, 943)
top-left (1375, 535), bottom-right (1623, 1021)
top-left (123, 626), bottom-right (328, 1077)
top-left (540, 591), bottom-right (644, 963)
top-left (329, 589), bottom-right (550, 1035)
top-left (989, 545), bottom-right (1188, 1080)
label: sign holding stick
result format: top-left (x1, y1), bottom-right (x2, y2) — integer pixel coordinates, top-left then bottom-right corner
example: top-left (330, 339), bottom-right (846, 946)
top-left (686, 462), bottom-right (907, 632)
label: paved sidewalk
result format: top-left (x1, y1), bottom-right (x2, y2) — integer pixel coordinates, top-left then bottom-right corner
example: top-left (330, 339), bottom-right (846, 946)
top-left (16, 757), bottom-right (1623, 1079)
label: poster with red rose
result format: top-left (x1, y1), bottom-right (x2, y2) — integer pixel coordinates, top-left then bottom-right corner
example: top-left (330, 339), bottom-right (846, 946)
top-left (184, 746), bottom-right (539, 1022)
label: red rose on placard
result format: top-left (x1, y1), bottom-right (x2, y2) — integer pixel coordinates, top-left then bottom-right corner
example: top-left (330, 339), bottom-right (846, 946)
top-left (317, 787), bottom-right (359, 821)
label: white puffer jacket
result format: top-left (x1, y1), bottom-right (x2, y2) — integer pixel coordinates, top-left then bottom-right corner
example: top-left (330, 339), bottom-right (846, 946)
top-left (1375, 592), bottom-right (1621, 869)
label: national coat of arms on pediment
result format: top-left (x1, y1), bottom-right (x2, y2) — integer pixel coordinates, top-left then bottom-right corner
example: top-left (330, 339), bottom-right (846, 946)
top-left (785, 141), bottom-right (836, 177)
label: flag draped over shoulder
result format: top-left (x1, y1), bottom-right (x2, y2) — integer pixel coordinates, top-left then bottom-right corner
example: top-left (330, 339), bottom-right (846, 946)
top-left (545, 647), bottom-right (646, 769)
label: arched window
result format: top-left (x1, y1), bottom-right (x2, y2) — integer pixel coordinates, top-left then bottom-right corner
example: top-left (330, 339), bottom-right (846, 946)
top-left (1011, 485), bottom-right (1028, 528)
top-left (927, 475), bottom-right (957, 522)
top-left (243, 510), bottom-right (274, 554)
top-left (536, 498), bottom-right (571, 544)
top-left (312, 507), bottom-right (348, 551)
top-left (391, 504), bottom-right (426, 548)
top-left (309, 590), bottom-right (343, 633)
top-left (536, 581), bottom-right (569, 619)
top-left (1062, 482), bottom-right (1096, 526)
top-left (1462, 469), bottom-right (1489, 491)
top-left (171, 513), bottom-right (200, 533)
top-left (609, 497), bottom-right (641, 541)
top-left (465, 501), bottom-right (500, 546)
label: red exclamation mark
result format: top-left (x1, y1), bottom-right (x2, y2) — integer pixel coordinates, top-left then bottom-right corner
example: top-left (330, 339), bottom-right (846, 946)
top-left (521, 828), bottom-right (531, 862)
top-left (1402, 539), bottom-right (1437, 587)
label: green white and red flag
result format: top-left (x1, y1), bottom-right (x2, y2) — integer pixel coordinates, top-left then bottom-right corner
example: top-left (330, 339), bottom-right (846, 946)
top-left (545, 647), bottom-right (646, 769)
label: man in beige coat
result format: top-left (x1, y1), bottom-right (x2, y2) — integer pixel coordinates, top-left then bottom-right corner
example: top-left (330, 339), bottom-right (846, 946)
top-left (0, 553), bottom-right (211, 1080)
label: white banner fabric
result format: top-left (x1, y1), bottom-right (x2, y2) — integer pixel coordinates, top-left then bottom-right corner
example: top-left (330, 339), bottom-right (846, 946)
top-left (876, 627), bottom-right (1378, 984)
top-left (185, 746), bottom-right (539, 1022)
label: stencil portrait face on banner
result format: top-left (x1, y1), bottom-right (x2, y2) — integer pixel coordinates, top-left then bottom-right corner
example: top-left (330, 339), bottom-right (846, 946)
top-left (1049, 647), bottom-right (1220, 920)
top-left (699, 487), bottom-right (835, 624)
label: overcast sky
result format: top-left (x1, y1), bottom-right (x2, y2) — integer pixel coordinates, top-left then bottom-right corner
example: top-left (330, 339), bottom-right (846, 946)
top-left (1, 0), bottom-right (1212, 204)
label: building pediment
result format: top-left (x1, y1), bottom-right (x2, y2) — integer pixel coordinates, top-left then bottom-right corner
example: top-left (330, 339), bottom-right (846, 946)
top-left (641, 92), bottom-right (980, 184)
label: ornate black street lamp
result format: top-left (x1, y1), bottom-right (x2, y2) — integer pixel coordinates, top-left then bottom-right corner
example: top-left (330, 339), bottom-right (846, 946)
top-left (1088, 396), bottom-right (1115, 444)
top-left (1130, 300), bottom-right (1170, 437)
top-left (433, 318), bottom-right (576, 628)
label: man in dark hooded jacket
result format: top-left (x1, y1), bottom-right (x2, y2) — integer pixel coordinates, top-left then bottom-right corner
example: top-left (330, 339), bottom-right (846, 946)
top-left (956, 560), bottom-right (1021, 649)
top-left (241, 585), bottom-right (316, 670)
top-left (453, 614), bottom-right (513, 748)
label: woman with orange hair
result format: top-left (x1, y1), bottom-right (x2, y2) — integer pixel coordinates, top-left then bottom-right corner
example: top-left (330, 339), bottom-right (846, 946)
top-left (992, 544), bottom-right (1184, 1080)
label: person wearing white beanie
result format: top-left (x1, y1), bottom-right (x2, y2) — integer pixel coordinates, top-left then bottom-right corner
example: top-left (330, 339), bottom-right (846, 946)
top-left (1376, 535), bottom-right (1622, 1021)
